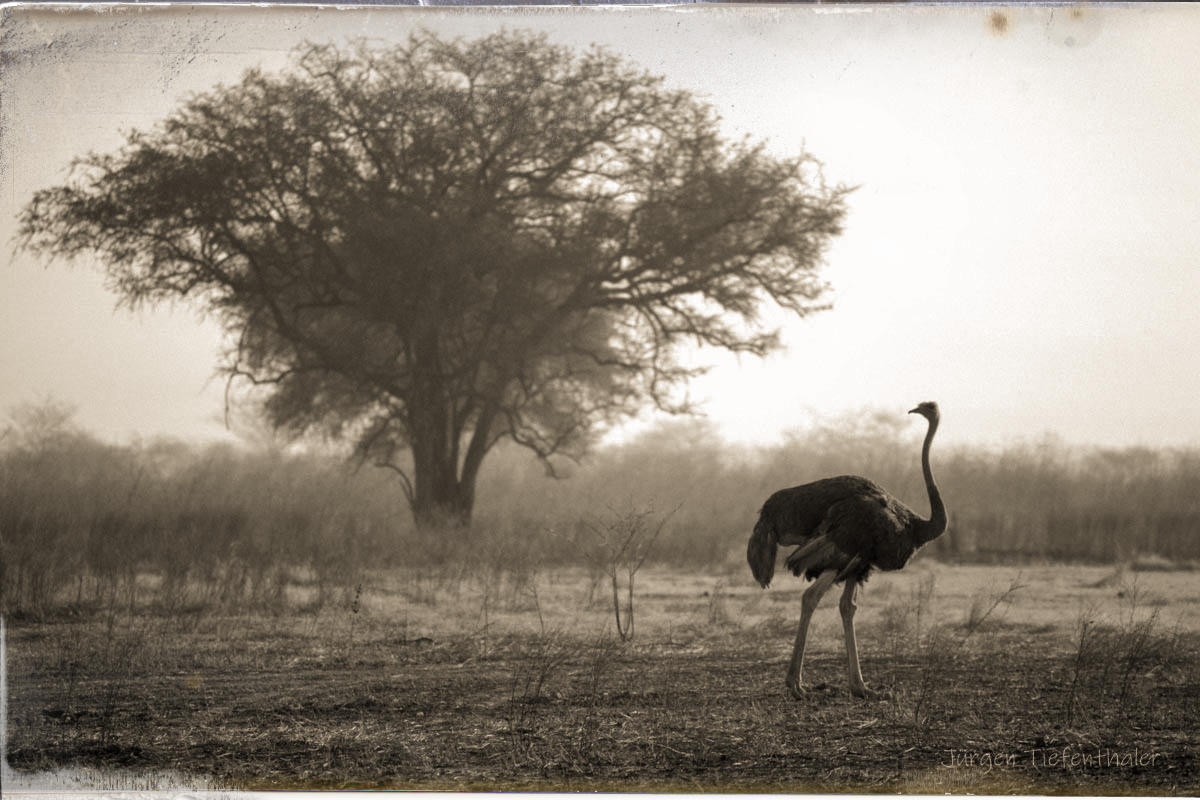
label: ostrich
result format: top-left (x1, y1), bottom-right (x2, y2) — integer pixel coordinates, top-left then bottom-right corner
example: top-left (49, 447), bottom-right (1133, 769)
top-left (747, 401), bottom-right (947, 699)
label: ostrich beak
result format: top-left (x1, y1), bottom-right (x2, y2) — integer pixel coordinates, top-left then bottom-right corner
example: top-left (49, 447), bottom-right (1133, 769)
top-left (908, 406), bottom-right (920, 414)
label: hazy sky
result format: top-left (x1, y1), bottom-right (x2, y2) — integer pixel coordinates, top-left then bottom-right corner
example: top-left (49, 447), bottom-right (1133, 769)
top-left (2, 4), bottom-right (1199, 450)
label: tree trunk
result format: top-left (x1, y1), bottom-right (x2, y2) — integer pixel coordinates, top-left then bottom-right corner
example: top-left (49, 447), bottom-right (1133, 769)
top-left (406, 398), bottom-right (492, 532)
top-left (406, 344), bottom-right (495, 531)
top-left (410, 482), bottom-right (473, 530)
top-left (409, 432), bottom-right (475, 530)
top-left (407, 333), bottom-right (473, 528)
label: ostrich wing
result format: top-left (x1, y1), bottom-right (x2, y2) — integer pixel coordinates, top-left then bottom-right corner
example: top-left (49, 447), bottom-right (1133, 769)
top-left (760, 475), bottom-right (884, 544)
top-left (820, 492), bottom-right (923, 572)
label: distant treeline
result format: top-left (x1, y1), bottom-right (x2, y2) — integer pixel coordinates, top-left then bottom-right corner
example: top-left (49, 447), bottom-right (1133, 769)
top-left (3, 403), bottom-right (1198, 614)
top-left (481, 414), bottom-right (1200, 568)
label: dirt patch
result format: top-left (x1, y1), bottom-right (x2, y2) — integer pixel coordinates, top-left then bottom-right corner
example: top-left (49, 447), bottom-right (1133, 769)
top-left (6, 566), bottom-right (1199, 792)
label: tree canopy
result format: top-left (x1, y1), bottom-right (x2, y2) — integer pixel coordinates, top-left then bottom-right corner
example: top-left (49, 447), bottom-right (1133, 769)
top-left (17, 29), bottom-right (849, 525)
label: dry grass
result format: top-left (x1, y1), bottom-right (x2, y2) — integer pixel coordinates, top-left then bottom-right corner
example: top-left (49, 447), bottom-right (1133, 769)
top-left (5, 561), bottom-right (1199, 793)
top-left (9, 405), bottom-right (1200, 623)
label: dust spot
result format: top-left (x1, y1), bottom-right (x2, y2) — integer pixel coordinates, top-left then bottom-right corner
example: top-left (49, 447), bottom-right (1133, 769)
top-left (989, 11), bottom-right (1009, 35)
top-left (1047, 5), bottom-right (1103, 48)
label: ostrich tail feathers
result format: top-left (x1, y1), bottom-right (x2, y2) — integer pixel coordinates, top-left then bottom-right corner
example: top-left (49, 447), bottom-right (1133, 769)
top-left (748, 516), bottom-right (777, 588)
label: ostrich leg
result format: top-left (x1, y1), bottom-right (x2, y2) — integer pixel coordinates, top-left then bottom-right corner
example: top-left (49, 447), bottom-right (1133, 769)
top-left (839, 579), bottom-right (884, 699)
top-left (786, 569), bottom-right (837, 698)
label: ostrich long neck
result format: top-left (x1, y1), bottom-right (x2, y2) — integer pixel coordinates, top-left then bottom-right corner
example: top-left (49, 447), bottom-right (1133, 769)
top-left (917, 416), bottom-right (947, 543)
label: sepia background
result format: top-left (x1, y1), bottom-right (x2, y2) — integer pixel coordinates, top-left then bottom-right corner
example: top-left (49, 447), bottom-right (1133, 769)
top-left (2, 4), bottom-right (1198, 794)
top-left (5, 4), bottom-right (1200, 449)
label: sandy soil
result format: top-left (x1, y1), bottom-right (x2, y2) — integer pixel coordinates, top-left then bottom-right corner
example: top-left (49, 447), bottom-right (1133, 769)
top-left (5, 561), bottom-right (1199, 792)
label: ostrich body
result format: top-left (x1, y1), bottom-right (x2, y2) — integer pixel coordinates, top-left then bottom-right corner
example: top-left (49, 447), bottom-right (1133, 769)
top-left (747, 401), bottom-right (947, 699)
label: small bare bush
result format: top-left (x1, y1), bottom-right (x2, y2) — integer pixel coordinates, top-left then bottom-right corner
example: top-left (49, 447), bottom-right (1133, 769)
top-left (1061, 582), bottom-right (1181, 732)
top-left (579, 503), bottom-right (676, 641)
top-left (912, 571), bottom-right (937, 643)
top-left (499, 628), bottom-right (574, 773)
top-left (706, 580), bottom-right (730, 626)
top-left (962, 575), bottom-right (1027, 636)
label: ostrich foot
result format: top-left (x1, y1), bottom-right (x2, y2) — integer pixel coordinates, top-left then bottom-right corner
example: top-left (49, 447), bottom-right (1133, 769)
top-left (786, 680), bottom-right (829, 699)
top-left (850, 684), bottom-right (891, 701)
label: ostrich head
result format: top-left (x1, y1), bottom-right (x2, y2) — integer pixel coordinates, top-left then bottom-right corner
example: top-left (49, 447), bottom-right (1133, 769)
top-left (908, 401), bottom-right (940, 422)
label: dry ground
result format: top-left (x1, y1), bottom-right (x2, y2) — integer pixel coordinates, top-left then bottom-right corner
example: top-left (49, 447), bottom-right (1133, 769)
top-left (5, 561), bottom-right (1200, 792)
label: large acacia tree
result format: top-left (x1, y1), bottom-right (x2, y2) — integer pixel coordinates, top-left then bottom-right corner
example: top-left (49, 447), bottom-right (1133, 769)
top-left (18, 30), bottom-right (848, 527)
